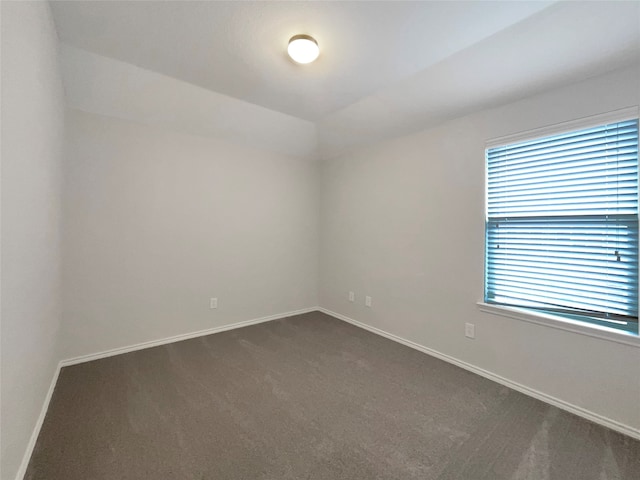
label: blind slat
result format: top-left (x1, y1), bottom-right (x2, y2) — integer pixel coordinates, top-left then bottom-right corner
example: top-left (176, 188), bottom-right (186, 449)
top-left (485, 119), bottom-right (639, 330)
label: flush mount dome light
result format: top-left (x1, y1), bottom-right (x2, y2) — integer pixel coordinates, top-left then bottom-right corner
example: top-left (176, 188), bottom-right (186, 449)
top-left (287, 34), bottom-right (319, 64)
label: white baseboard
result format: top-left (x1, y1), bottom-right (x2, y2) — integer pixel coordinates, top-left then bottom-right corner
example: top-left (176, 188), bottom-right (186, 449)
top-left (15, 306), bottom-right (318, 480)
top-left (14, 362), bottom-right (62, 480)
top-left (60, 306), bottom-right (318, 367)
top-left (318, 307), bottom-right (640, 441)
top-left (16, 305), bottom-right (639, 480)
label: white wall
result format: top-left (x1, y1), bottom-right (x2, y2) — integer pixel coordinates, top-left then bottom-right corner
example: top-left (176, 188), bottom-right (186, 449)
top-left (319, 65), bottom-right (640, 432)
top-left (61, 109), bottom-right (318, 359)
top-left (0, 2), bottom-right (65, 479)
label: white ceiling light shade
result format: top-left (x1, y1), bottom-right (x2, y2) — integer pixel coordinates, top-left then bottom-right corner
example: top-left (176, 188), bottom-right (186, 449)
top-left (287, 34), bottom-right (319, 64)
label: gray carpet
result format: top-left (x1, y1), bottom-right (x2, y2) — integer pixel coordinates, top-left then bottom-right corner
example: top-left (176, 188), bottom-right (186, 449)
top-left (26, 312), bottom-right (640, 479)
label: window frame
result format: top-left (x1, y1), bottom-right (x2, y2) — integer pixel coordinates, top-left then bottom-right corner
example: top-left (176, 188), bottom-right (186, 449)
top-left (481, 107), bottom-right (640, 343)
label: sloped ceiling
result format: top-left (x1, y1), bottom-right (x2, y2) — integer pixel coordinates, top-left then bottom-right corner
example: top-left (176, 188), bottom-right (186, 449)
top-left (60, 45), bottom-right (317, 158)
top-left (51, 1), bottom-right (640, 159)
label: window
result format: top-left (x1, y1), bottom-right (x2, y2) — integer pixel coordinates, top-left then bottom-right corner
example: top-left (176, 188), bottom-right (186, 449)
top-left (485, 118), bottom-right (639, 334)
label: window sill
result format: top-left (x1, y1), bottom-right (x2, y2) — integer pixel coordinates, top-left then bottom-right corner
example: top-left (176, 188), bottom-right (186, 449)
top-left (477, 302), bottom-right (640, 348)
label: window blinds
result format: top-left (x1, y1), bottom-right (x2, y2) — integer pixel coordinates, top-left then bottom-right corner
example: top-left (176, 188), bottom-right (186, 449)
top-left (485, 119), bottom-right (639, 332)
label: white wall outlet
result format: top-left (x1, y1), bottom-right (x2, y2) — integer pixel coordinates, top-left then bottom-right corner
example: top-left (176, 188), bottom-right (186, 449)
top-left (365, 296), bottom-right (372, 307)
top-left (465, 323), bottom-right (475, 339)
top-left (348, 291), bottom-right (355, 302)
top-left (210, 297), bottom-right (218, 309)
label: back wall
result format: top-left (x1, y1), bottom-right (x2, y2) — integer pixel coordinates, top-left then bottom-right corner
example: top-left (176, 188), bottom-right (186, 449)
top-left (61, 110), bottom-right (319, 359)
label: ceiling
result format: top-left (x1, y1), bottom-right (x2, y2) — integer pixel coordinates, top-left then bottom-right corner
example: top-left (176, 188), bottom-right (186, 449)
top-left (50, 1), bottom-right (640, 158)
top-left (51, 1), bottom-right (555, 121)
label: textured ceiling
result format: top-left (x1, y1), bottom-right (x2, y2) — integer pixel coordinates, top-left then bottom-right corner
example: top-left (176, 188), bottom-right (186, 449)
top-left (50, 1), bottom-right (640, 159)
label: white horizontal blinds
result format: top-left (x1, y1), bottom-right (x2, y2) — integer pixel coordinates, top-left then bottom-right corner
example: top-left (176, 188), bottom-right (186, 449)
top-left (486, 119), bottom-right (639, 330)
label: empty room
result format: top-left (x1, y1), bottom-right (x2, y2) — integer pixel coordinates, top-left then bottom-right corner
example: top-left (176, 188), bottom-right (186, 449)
top-left (2, 1), bottom-right (640, 479)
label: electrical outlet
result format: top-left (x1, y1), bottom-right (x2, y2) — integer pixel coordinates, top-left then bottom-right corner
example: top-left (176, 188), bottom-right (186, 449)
top-left (465, 323), bottom-right (475, 339)
top-left (210, 297), bottom-right (218, 309)
top-left (348, 291), bottom-right (355, 302)
top-left (365, 296), bottom-right (372, 307)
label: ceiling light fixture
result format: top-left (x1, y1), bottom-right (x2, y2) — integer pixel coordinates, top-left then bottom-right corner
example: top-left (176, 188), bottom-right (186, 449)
top-left (287, 34), bottom-right (319, 64)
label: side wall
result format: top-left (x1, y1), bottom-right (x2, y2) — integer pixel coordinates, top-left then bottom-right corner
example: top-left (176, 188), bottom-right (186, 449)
top-left (61, 110), bottom-right (319, 359)
top-left (319, 65), bottom-right (640, 432)
top-left (1, 2), bottom-right (65, 479)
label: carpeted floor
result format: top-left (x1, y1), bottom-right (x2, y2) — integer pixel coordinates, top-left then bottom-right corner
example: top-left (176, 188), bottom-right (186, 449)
top-left (26, 311), bottom-right (640, 479)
